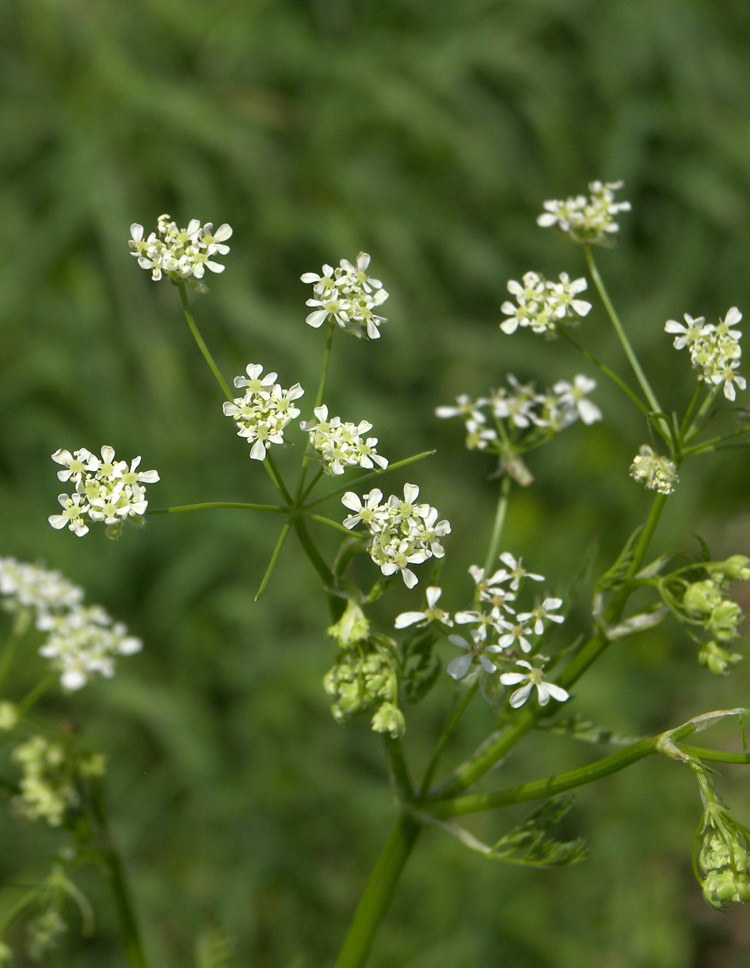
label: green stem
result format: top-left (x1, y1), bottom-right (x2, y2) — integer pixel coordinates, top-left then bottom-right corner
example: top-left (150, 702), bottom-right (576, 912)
top-left (682, 426), bottom-right (750, 457)
top-left (333, 813), bottom-right (422, 968)
top-left (483, 475), bottom-right (511, 575)
top-left (418, 685), bottom-right (478, 798)
top-left (91, 779), bottom-right (150, 968)
top-left (297, 324), bottom-right (336, 497)
top-left (584, 245), bottom-right (661, 415)
top-left (683, 384), bottom-right (722, 444)
top-left (383, 736), bottom-right (414, 802)
top-left (178, 285), bottom-right (232, 401)
top-left (678, 383), bottom-right (704, 443)
top-left (149, 502), bottom-right (288, 515)
top-left (559, 328), bottom-right (649, 417)
top-left (255, 523), bottom-right (292, 601)
top-left (426, 736), bottom-right (659, 819)
top-left (303, 451), bottom-right (435, 510)
top-left (302, 513), bottom-right (355, 536)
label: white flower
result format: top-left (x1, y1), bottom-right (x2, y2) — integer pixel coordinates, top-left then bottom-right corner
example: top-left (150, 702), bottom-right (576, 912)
top-left (128, 216), bottom-right (232, 290)
top-left (496, 616), bottom-right (535, 653)
top-left (342, 484), bottom-right (450, 588)
top-left (498, 553), bottom-right (544, 591)
top-left (500, 271), bottom-right (591, 337)
top-left (517, 597), bottom-right (565, 635)
top-left (537, 180), bottom-right (631, 245)
top-left (552, 375), bottom-right (602, 425)
top-left (667, 307), bottom-right (745, 401)
top-left (395, 586), bottom-right (453, 629)
top-left (301, 253), bottom-right (389, 339)
top-left (0, 558), bottom-right (141, 690)
top-left (447, 632), bottom-right (503, 680)
top-left (49, 447), bottom-right (159, 538)
top-left (499, 659), bottom-right (570, 708)
top-left (223, 364), bottom-right (304, 461)
top-left (301, 405), bottom-right (388, 476)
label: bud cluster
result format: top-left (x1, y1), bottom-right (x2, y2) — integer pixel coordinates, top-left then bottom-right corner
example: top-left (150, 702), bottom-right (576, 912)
top-left (48, 446), bottom-right (159, 538)
top-left (537, 180), bottom-right (631, 245)
top-left (301, 252), bottom-right (389, 340)
top-left (500, 271), bottom-right (591, 336)
top-left (300, 405), bottom-right (388, 476)
top-left (12, 735), bottom-right (104, 827)
top-left (223, 363), bottom-right (304, 462)
top-left (128, 215), bottom-right (232, 289)
top-left (341, 484), bottom-right (450, 589)
top-left (665, 307), bottom-right (746, 401)
top-left (629, 444), bottom-right (679, 495)
top-left (0, 557), bottom-right (142, 690)
top-left (324, 605), bottom-right (404, 738)
top-left (657, 556), bottom-right (749, 675)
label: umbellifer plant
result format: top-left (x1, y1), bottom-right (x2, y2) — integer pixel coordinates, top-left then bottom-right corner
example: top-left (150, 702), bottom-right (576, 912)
top-left (1, 184), bottom-right (749, 966)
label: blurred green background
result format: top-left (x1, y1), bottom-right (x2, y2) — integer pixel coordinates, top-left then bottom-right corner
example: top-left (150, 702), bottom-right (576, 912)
top-left (2, 0), bottom-right (750, 965)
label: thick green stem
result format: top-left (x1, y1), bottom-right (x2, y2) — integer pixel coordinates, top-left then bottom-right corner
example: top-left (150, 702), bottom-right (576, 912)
top-left (333, 813), bottom-right (422, 968)
top-left (584, 245), bottom-right (661, 416)
top-left (91, 780), bottom-right (150, 968)
top-left (427, 737), bottom-right (658, 819)
top-left (178, 285), bottom-right (232, 401)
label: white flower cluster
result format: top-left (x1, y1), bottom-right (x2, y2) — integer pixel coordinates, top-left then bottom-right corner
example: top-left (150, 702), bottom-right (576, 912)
top-left (394, 558), bottom-right (569, 709)
top-left (223, 363), bottom-right (304, 462)
top-left (500, 271), bottom-right (591, 336)
top-left (665, 307), bottom-right (746, 401)
top-left (437, 373), bottom-right (602, 453)
top-left (49, 446), bottom-right (159, 538)
top-left (537, 180), bottom-right (631, 245)
top-left (128, 215), bottom-right (232, 286)
top-left (341, 484), bottom-right (450, 589)
top-left (0, 557), bottom-right (142, 690)
top-left (629, 444), bottom-right (679, 496)
top-left (300, 405), bottom-right (388, 476)
top-left (301, 252), bottom-right (389, 340)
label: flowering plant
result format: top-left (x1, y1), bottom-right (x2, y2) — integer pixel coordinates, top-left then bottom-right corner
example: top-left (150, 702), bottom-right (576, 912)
top-left (1, 183), bottom-right (750, 965)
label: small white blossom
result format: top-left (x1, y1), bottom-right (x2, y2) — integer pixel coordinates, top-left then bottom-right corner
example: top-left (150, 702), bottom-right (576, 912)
top-left (301, 405), bottom-right (388, 476)
top-left (517, 597), bottom-right (565, 635)
top-left (630, 445), bottom-right (679, 495)
top-left (537, 180), bottom-right (631, 245)
top-left (0, 558), bottom-right (141, 690)
top-left (447, 632), bottom-right (503, 681)
top-left (49, 446), bottom-right (159, 538)
top-left (500, 659), bottom-right (570, 708)
top-left (667, 308), bottom-right (745, 401)
top-left (128, 216), bottom-right (232, 290)
top-left (395, 586), bottom-right (453, 629)
top-left (552, 375), bottom-right (602, 425)
top-left (501, 271), bottom-right (591, 337)
top-left (302, 252), bottom-right (389, 339)
top-left (498, 553), bottom-right (544, 591)
top-left (223, 364), bottom-right (304, 461)
top-left (342, 483), bottom-right (450, 588)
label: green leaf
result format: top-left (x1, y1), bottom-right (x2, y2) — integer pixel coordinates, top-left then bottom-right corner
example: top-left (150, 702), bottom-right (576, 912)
top-left (538, 713), bottom-right (646, 747)
top-left (595, 525), bottom-right (644, 595)
top-left (489, 795), bottom-right (588, 868)
top-left (402, 633), bottom-right (441, 704)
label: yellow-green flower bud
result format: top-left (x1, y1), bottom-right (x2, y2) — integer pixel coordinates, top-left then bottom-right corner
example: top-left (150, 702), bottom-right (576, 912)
top-left (698, 640), bottom-right (742, 675)
top-left (683, 580), bottom-right (721, 616)
top-left (708, 600), bottom-right (743, 641)
top-left (371, 702), bottom-right (406, 739)
top-left (0, 702), bottom-right (18, 731)
top-left (327, 599), bottom-right (369, 648)
top-left (710, 555), bottom-right (750, 582)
